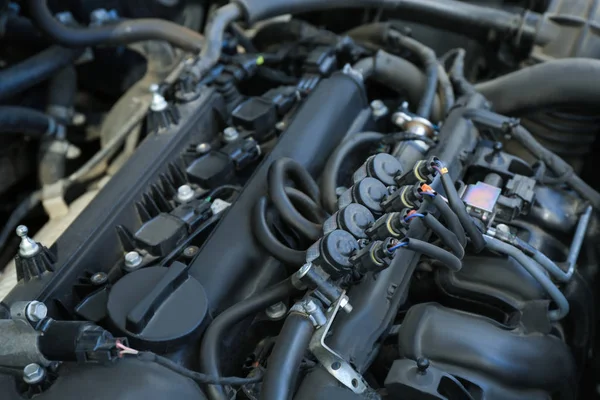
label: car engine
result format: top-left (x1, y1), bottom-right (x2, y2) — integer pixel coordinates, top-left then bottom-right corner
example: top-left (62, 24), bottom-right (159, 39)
top-left (1, 1), bottom-right (600, 399)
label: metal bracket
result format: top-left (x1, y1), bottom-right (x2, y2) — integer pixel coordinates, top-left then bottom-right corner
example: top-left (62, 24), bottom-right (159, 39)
top-left (308, 292), bottom-right (368, 394)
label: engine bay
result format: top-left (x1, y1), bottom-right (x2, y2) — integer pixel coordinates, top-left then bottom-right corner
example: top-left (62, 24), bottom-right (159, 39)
top-left (1, 1), bottom-right (600, 399)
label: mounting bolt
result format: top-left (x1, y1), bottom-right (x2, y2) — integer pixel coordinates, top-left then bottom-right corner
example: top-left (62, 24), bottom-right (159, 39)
top-left (90, 272), bottom-right (108, 285)
top-left (177, 185), bottom-right (195, 203)
top-left (339, 295), bottom-right (353, 314)
top-left (265, 302), bottom-right (287, 320)
top-left (16, 225), bottom-right (40, 258)
top-left (23, 363), bottom-right (45, 385)
top-left (26, 301), bottom-right (48, 323)
top-left (370, 100), bottom-right (388, 118)
top-left (223, 127), bottom-right (239, 143)
top-left (183, 246), bottom-right (199, 258)
top-left (124, 251), bottom-right (143, 270)
top-left (196, 143), bottom-right (211, 154)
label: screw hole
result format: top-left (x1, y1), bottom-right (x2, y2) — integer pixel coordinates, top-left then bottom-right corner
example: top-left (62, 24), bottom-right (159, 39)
top-left (351, 379), bottom-right (358, 388)
top-left (17, 313), bottom-right (21, 317)
top-left (331, 362), bottom-right (341, 370)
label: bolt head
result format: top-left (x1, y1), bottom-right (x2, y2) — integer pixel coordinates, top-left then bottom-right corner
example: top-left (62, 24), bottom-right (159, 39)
top-left (23, 363), bottom-right (45, 384)
top-left (223, 127), bottom-right (239, 142)
top-left (124, 251), bottom-right (143, 269)
top-left (26, 301), bottom-right (48, 323)
top-left (183, 246), bottom-right (199, 258)
top-left (416, 357), bottom-right (430, 373)
top-left (177, 185), bottom-right (195, 202)
top-left (90, 272), bottom-right (108, 285)
top-left (265, 302), bottom-right (288, 320)
top-left (196, 143), bottom-right (211, 154)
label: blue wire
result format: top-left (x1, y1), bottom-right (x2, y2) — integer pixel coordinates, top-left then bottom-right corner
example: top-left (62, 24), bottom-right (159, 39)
top-left (420, 191), bottom-right (436, 198)
top-left (404, 213), bottom-right (425, 222)
top-left (388, 241), bottom-right (408, 252)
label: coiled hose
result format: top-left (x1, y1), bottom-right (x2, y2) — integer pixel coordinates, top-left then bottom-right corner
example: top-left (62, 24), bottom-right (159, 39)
top-left (254, 159), bottom-right (327, 268)
top-left (26, 0), bottom-right (203, 52)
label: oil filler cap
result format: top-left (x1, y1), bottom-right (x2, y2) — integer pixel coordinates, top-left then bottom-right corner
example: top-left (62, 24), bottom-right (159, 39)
top-left (107, 262), bottom-right (208, 352)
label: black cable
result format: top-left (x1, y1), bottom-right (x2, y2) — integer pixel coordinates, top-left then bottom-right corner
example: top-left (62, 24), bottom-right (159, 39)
top-left (268, 158), bottom-right (322, 241)
top-left (260, 312), bottom-right (315, 400)
top-left (424, 194), bottom-right (466, 247)
top-left (0, 45), bottom-right (82, 102)
top-left (205, 185), bottom-right (243, 201)
top-left (402, 238), bottom-right (462, 272)
top-left (321, 132), bottom-right (385, 214)
top-left (253, 197), bottom-right (307, 267)
top-left (26, 0), bottom-right (204, 52)
top-left (0, 107), bottom-right (56, 137)
top-left (200, 278), bottom-right (300, 400)
top-left (422, 213), bottom-right (464, 259)
top-left (138, 352), bottom-right (262, 386)
top-left (387, 30), bottom-right (437, 119)
top-left (439, 171), bottom-right (486, 253)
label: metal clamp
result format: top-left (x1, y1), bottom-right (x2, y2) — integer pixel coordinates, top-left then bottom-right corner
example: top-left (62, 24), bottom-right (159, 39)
top-left (308, 292), bottom-right (368, 394)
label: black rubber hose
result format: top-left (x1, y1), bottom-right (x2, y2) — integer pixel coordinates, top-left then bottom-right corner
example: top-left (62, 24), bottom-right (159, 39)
top-left (0, 107), bottom-right (56, 137)
top-left (138, 352), bottom-right (263, 386)
top-left (260, 312), bottom-right (315, 400)
top-left (387, 31), bottom-right (437, 119)
top-left (354, 52), bottom-right (444, 122)
top-left (0, 46), bottom-right (81, 102)
top-left (439, 171), bottom-right (486, 253)
top-left (26, 0), bottom-right (204, 52)
top-left (422, 213), bottom-right (465, 259)
top-left (269, 158), bottom-right (322, 241)
top-left (403, 237), bottom-right (462, 272)
top-left (0, 15), bottom-right (45, 42)
top-left (448, 48), bottom-right (476, 96)
top-left (190, 3), bottom-right (242, 78)
top-left (285, 188), bottom-right (327, 224)
top-left (321, 132), bottom-right (385, 214)
top-left (425, 194), bottom-right (466, 248)
top-left (233, 0), bottom-right (553, 46)
top-left (253, 197), bottom-right (307, 267)
top-left (47, 65), bottom-right (77, 123)
top-left (200, 278), bottom-right (299, 400)
top-left (475, 59), bottom-right (600, 115)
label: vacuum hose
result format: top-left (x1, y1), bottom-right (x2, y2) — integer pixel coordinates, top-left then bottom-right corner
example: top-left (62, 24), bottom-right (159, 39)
top-left (0, 46), bottom-right (81, 102)
top-left (200, 278), bottom-right (300, 400)
top-left (27, 0), bottom-right (203, 52)
top-left (260, 311), bottom-right (315, 400)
